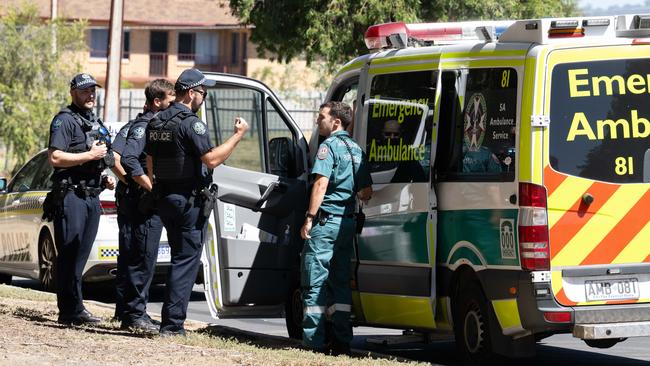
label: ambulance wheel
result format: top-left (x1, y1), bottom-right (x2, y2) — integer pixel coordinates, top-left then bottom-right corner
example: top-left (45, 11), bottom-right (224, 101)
top-left (0, 273), bottom-right (11, 285)
top-left (453, 280), bottom-right (493, 365)
top-left (584, 338), bottom-right (624, 349)
top-left (39, 230), bottom-right (58, 292)
top-left (285, 285), bottom-right (303, 340)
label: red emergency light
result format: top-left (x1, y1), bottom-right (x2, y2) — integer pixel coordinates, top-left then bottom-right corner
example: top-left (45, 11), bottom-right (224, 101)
top-left (364, 22), bottom-right (464, 49)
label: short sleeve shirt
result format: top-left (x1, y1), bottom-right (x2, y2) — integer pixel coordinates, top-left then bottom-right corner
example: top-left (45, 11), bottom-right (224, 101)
top-left (312, 130), bottom-right (372, 215)
top-left (122, 111), bottom-right (154, 177)
top-left (112, 120), bottom-right (133, 156)
top-left (47, 105), bottom-right (102, 185)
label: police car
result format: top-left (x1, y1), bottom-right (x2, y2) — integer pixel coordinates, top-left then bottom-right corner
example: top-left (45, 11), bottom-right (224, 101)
top-left (0, 149), bottom-right (171, 290)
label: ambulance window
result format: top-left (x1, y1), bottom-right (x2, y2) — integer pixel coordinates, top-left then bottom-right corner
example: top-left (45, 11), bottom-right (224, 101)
top-left (205, 86), bottom-right (264, 173)
top-left (550, 59), bottom-right (650, 183)
top-left (266, 98), bottom-right (299, 178)
top-left (366, 70), bottom-right (436, 184)
top-left (439, 67), bottom-right (517, 182)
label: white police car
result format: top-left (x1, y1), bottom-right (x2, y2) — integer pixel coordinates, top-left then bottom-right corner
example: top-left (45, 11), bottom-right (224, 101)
top-left (0, 149), bottom-right (171, 290)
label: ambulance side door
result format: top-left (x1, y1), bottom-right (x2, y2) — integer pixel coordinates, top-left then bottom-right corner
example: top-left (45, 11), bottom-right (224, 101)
top-left (200, 74), bottom-right (310, 318)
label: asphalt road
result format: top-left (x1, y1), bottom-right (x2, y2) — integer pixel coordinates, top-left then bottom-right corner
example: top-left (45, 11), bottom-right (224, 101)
top-left (11, 278), bottom-right (650, 365)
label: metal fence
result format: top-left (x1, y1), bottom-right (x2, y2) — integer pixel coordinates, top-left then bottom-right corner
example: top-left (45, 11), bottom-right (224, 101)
top-left (95, 88), bottom-right (321, 133)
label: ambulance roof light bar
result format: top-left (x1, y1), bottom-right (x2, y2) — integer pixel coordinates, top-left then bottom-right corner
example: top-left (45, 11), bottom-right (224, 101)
top-left (617, 14), bottom-right (650, 37)
top-left (364, 21), bottom-right (515, 50)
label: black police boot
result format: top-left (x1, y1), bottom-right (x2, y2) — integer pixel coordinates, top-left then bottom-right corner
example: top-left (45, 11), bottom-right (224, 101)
top-left (121, 318), bottom-right (159, 333)
top-left (330, 340), bottom-right (351, 357)
top-left (159, 327), bottom-right (187, 337)
top-left (58, 309), bottom-right (102, 326)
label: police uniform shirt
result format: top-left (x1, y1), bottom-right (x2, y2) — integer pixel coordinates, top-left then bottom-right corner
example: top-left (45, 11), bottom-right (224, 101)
top-left (48, 104), bottom-right (102, 186)
top-left (112, 120), bottom-right (133, 156)
top-left (144, 103), bottom-right (214, 179)
top-left (122, 111), bottom-right (155, 177)
top-left (311, 130), bottom-right (372, 215)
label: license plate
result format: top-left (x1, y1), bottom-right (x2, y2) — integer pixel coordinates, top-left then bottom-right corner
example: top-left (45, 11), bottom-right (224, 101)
top-left (157, 244), bottom-right (171, 262)
top-left (584, 278), bottom-right (639, 301)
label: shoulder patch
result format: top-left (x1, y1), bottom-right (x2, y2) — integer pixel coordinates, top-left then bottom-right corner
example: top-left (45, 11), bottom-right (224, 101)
top-left (317, 146), bottom-right (329, 160)
top-left (119, 127), bottom-right (130, 138)
top-left (192, 121), bottom-right (207, 135)
top-left (51, 119), bottom-right (63, 130)
top-left (132, 127), bottom-right (145, 139)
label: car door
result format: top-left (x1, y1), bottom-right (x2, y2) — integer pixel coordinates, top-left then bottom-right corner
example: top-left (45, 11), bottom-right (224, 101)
top-left (201, 74), bottom-right (310, 318)
top-left (0, 151), bottom-right (48, 273)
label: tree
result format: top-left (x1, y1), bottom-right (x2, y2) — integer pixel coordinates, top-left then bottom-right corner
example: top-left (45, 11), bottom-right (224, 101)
top-left (229, 0), bottom-right (578, 71)
top-left (0, 4), bottom-right (86, 166)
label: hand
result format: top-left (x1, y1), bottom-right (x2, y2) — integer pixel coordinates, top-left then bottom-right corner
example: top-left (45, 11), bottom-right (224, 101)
top-left (102, 175), bottom-right (116, 190)
top-left (234, 117), bottom-right (249, 135)
top-left (88, 141), bottom-right (107, 160)
top-left (300, 219), bottom-right (312, 240)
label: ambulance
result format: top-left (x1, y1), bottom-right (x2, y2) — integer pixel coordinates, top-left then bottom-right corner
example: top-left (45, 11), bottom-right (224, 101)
top-left (198, 14), bottom-right (650, 363)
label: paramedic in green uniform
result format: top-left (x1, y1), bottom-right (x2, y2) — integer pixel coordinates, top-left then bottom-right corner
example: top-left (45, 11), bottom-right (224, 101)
top-left (300, 101), bottom-right (373, 355)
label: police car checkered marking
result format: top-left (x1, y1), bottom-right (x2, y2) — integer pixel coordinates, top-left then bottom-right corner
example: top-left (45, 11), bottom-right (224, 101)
top-left (98, 247), bottom-right (119, 260)
top-left (192, 122), bottom-right (206, 135)
top-left (132, 127), bottom-right (145, 139)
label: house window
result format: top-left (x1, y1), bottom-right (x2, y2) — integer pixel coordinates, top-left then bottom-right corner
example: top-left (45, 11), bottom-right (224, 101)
top-left (178, 32), bottom-right (196, 61)
top-left (195, 32), bottom-right (219, 65)
top-left (231, 33), bottom-right (239, 65)
top-left (89, 29), bottom-right (130, 59)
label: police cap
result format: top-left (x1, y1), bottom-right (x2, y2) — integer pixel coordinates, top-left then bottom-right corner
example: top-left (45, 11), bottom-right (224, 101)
top-left (70, 73), bottom-right (101, 90)
top-left (175, 68), bottom-right (216, 91)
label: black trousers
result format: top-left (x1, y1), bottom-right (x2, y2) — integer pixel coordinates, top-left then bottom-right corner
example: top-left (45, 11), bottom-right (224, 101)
top-left (115, 191), bottom-right (163, 323)
top-left (54, 192), bottom-right (100, 317)
top-left (157, 191), bottom-right (205, 332)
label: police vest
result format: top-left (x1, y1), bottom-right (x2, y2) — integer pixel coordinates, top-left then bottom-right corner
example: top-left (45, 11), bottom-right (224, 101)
top-left (56, 107), bottom-right (114, 176)
top-left (147, 110), bottom-right (198, 182)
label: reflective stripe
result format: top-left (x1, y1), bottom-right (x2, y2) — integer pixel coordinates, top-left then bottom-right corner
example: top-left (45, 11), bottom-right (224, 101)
top-left (304, 306), bottom-right (326, 314)
top-left (327, 303), bottom-right (352, 315)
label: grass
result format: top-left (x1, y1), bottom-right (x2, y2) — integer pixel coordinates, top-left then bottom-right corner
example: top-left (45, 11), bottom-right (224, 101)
top-left (0, 284), bottom-right (56, 301)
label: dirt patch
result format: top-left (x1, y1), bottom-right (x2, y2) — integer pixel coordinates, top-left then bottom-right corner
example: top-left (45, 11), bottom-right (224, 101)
top-left (0, 285), bottom-right (424, 366)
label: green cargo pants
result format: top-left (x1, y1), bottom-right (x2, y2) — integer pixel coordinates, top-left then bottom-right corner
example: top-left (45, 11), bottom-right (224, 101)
top-left (301, 215), bottom-right (355, 350)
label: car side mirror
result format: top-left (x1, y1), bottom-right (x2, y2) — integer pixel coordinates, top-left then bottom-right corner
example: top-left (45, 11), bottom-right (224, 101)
top-left (269, 137), bottom-right (295, 178)
top-left (0, 177), bottom-right (6, 192)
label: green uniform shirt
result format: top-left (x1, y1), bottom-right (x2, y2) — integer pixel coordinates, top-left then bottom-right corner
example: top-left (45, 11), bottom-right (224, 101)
top-left (311, 131), bottom-right (372, 215)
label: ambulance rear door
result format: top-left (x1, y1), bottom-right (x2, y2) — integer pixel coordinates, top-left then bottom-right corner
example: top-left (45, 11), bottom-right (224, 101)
top-left (545, 45), bottom-right (650, 307)
top-left (200, 73), bottom-right (310, 318)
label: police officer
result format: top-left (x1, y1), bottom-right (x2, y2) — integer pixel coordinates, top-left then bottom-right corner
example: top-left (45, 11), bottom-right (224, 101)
top-left (47, 73), bottom-right (116, 325)
top-left (145, 68), bottom-right (249, 336)
top-left (113, 79), bottom-right (175, 331)
top-left (299, 101), bottom-right (372, 354)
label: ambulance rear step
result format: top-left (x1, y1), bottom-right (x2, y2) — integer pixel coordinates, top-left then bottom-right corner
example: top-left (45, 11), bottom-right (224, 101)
top-left (574, 321), bottom-right (650, 339)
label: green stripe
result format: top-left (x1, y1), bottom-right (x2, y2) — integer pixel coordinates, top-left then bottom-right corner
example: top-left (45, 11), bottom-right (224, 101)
top-left (358, 212), bottom-right (428, 263)
top-left (438, 209), bottom-right (519, 266)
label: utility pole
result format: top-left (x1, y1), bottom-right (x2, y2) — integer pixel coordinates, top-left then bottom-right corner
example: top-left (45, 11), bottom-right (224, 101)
top-left (104, 0), bottom-right (124, 122)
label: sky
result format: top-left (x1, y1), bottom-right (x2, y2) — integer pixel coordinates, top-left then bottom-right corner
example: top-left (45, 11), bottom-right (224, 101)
top-left (579, 0), bottom-right (645, 10)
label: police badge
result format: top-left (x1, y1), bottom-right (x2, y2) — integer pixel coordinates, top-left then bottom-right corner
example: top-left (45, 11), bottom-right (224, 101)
top-left (192, 122), bottom-right (207, 135)
top-left (132, 127), bottom-right (145, 139)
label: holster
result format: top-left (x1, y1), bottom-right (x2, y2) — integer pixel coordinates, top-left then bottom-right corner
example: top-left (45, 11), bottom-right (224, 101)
top-left (42, 182), bottom-right (69, 222)
top-left (137, 189), bottom-right (156, 215)
top-left (199, 184), bottom-right (218, 219)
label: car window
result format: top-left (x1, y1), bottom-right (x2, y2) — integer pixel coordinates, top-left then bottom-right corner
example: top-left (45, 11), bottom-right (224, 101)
top-left (32, 153), bottom-right (54, 190)
top-left (205, 85), bottom-right (264, 172)
top-left (366, 70), bottom-right (436, 184)
top-left (266, 98), bottom-right (298, 178)
top-left (8, 152), bottom-right (47, 192)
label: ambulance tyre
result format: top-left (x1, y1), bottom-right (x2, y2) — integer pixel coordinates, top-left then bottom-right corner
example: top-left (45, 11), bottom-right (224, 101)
top-left (285, 284), bottom-right (303, 340)
top-left (584, 338), bottom-right (624, 349)
top-left (39, 230), bottom-right (58, 292)
top-left (453, 279), bottom-right (493, 365)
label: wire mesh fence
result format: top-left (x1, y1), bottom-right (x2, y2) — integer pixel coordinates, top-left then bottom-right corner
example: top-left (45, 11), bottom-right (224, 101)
top-left (95, 88), bottom-right (321, 133)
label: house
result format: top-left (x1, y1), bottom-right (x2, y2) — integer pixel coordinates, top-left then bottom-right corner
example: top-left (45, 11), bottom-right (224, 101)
top-left (3, 0), bottom-right (297, 88)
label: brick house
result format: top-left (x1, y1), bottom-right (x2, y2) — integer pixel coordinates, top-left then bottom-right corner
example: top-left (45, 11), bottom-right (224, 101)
top-left (4, 0), bottom-right (293, 88)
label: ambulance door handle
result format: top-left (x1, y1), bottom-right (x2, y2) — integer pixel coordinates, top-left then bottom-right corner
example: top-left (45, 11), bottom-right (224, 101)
top-left (509, 194), bottom-right (517, 205)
